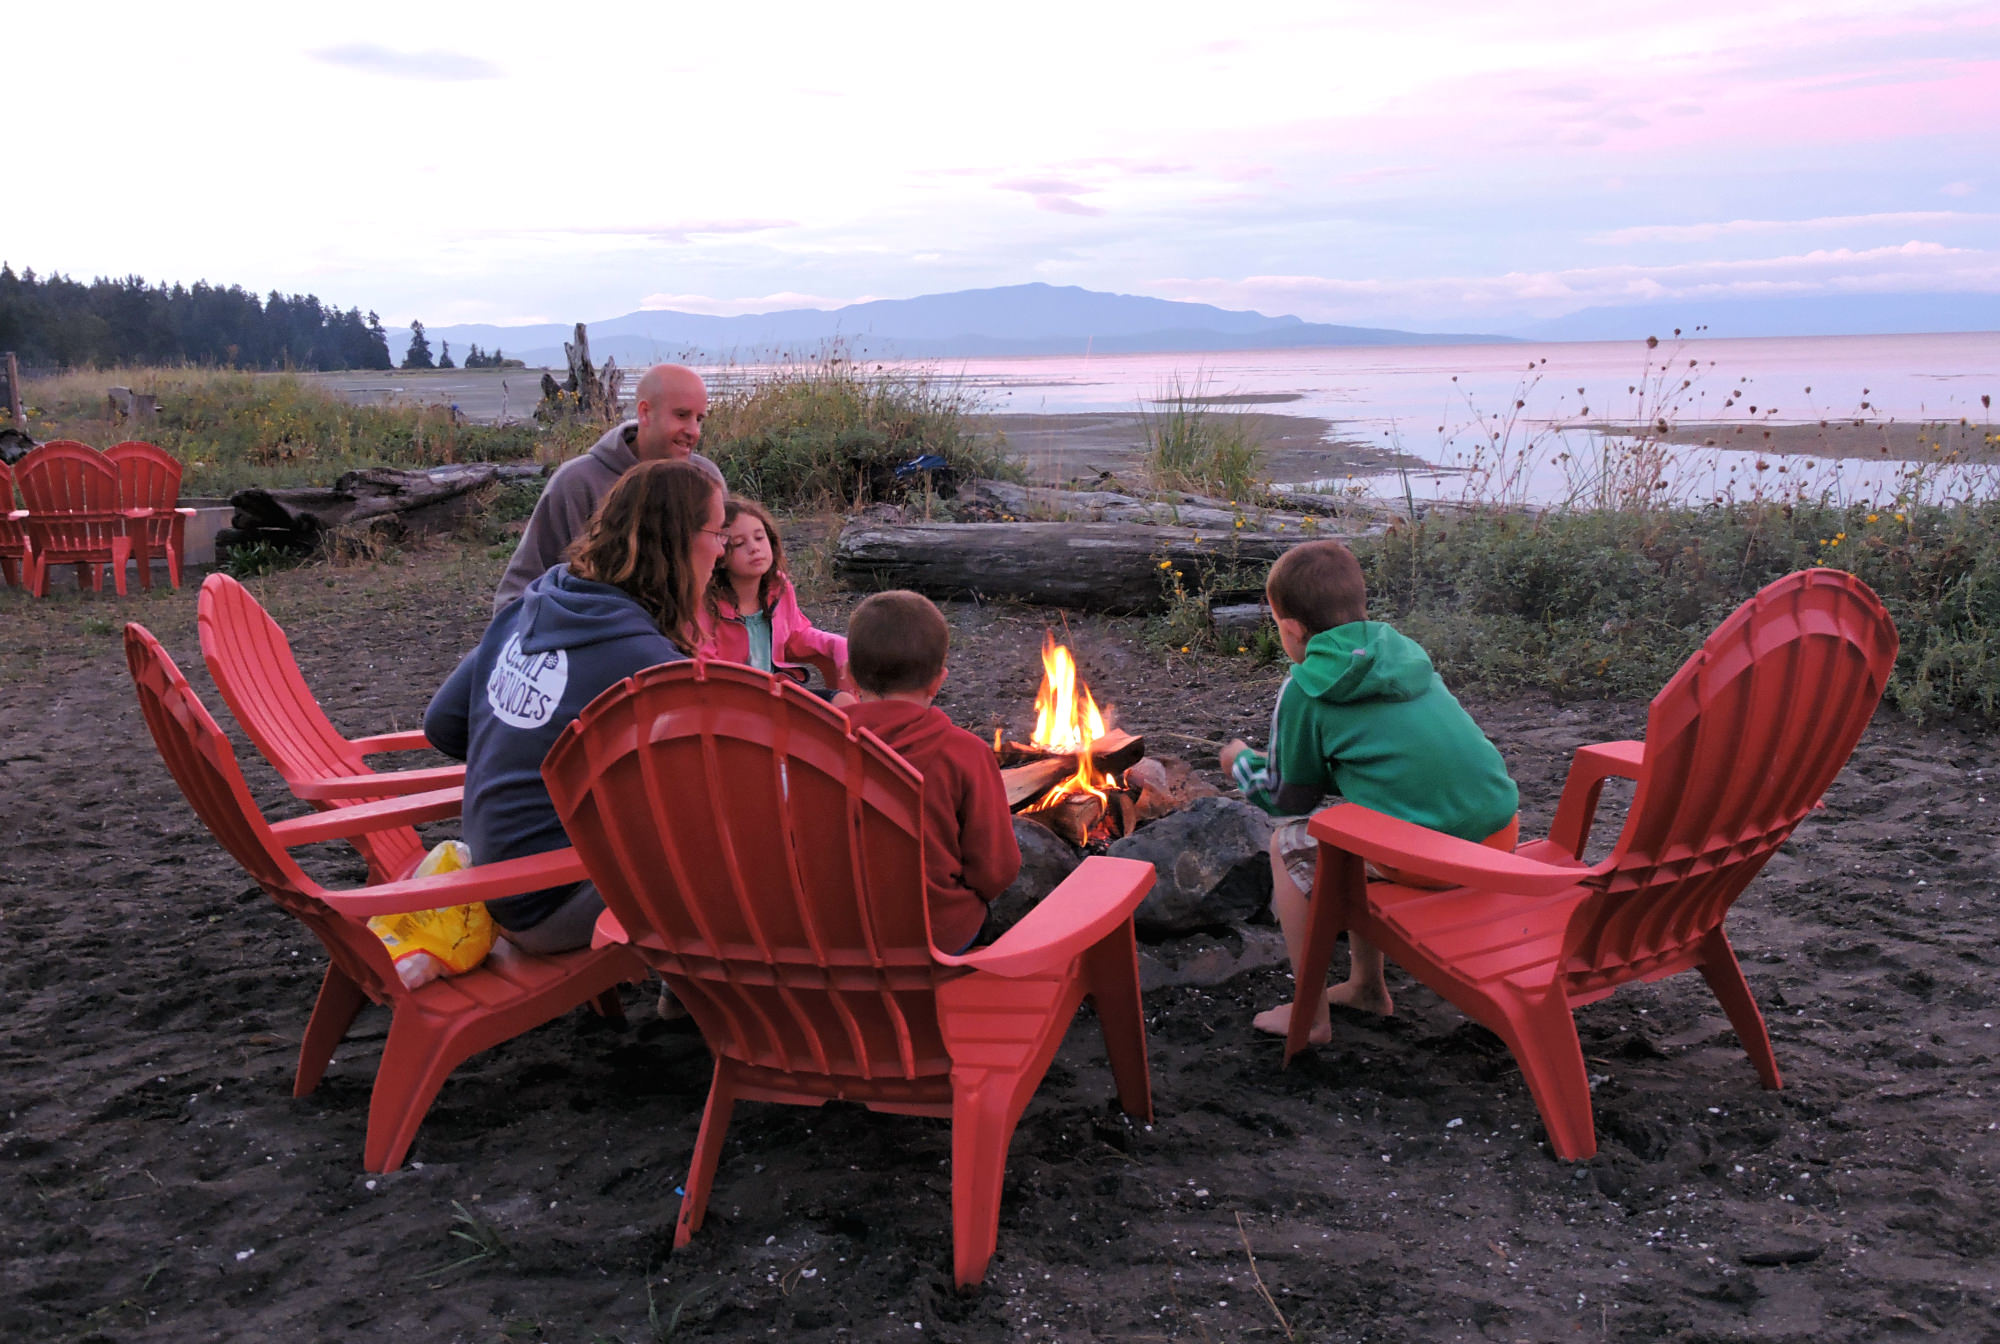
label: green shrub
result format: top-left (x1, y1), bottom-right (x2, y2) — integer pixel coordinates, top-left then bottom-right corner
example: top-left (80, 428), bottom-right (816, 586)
top-left (700, 346), bottom-right (1013, 508)
top-left (1357, 499), bottom-right (2000, 720)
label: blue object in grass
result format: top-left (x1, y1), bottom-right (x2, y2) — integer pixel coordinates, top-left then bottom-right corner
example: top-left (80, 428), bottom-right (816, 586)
top-left (895, 454), bottom-right (949, 478)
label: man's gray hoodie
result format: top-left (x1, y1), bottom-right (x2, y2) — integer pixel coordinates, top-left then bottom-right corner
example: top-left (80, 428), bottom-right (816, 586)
top-left (428, 564), bottom-right (687, 930)
top-left (492, 419), bottom-right (724, 614)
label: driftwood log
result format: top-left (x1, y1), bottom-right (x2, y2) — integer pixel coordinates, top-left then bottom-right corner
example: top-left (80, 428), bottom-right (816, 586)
top-left (833, 520), bottom-right (1348, 613)
top-left (225, 462), bottom-right (545, 550)
top-left (538, 322), bottom-right (622, 423)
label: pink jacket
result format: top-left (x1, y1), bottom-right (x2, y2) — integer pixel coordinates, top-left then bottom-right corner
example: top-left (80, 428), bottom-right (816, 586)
top-left (698, 574), bottom-right (849, 685)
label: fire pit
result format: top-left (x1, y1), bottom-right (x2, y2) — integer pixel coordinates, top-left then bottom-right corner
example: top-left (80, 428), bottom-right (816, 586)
top-left (994, 634), bottom-right (1150, 848)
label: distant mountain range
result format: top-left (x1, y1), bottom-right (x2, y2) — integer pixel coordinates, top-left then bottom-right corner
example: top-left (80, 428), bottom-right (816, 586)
top-left (401, 284), bottom-right (1512, 366)
top-left (399, 283), bottom-right (1997, 367)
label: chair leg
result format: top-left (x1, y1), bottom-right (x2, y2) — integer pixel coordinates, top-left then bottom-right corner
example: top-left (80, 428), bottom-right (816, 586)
top-left (1081, 923), bottom-right (1152, 1123)
top-left (110, 540), bottom-right (130, 597)
top-left (950, 1070), bottom-right (1028, 1288)
top-left (78, 562), bottom-right (97, 592)
top-left (675, 1062), bottom-right (739, 1248)
top-left (131, 538), bottom-right (153, 592)
top-left (0, 554), bottom-right (16, 588)
top-left (363, 1010), bottom-right (462, 1173)
top-left (1698, 928), bottom-right (1783, 1090)
top-left (296, 965), bottom-right (368, 1096)
top-left (1504, 992), bottom-right (1599, 1160)
top-left (589, 987), bottom-right (625, 1020)
top-left (166, 539), bottom-right (182, 590)
top-left (1286, 846), bottom-right (1365, 1064)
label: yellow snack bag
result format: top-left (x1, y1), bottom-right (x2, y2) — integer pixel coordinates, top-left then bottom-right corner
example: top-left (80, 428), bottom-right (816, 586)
top-left (367, 841), bottom-right (496, 986)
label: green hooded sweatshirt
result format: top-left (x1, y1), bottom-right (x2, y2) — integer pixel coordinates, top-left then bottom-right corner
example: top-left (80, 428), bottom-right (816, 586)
top-left (1232, 621), bottom-right (1518, 840)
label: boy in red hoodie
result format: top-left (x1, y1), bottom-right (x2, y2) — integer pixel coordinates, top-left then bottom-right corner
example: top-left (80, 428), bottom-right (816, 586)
top-left (843, 590), bottom-right (1021, 952)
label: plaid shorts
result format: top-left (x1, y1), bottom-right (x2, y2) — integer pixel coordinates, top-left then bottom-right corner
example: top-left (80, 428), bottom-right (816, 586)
top-left (1273, 814), bottom-right (1522, 894)
top-left (1273, 817), bottom-right (1322, 894)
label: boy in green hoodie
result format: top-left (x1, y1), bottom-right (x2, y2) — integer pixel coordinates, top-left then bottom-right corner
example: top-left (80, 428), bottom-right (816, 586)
top-left (1222, 540), bottom-right (1519, 1044)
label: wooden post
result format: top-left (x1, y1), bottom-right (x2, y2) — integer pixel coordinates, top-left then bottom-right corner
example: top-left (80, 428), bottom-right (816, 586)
top-left (4, 352), bottom-right (20, 429)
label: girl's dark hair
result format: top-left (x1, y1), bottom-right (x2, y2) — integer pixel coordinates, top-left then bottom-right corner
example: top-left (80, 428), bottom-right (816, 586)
top-left (567, 460), bottom-right (719, 651)
top-left (707, 496), bottom-right (787, 614)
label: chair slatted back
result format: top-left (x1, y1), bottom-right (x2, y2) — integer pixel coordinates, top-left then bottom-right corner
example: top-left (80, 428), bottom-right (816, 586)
top-left (1561, 569), bottom-right (1898, 991)
top-left (0, 459), bottom-right (15, 511)
top-left (106, 441), bottom-right (184, 547)
top-left (543, 661), bottom-right (950, 1081)
top-left (124, 624), bottom-right (405, 1001)
top-left (199, 574), bottom-right (426, 881)
top-left (16, 441), bottom-right (119, 513)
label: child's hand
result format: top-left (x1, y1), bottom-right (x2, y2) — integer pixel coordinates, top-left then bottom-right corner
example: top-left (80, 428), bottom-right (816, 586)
top-left (831, 690), bottom-right (859, 709)
top-left (1220, 738), bottom-right (1249, 774)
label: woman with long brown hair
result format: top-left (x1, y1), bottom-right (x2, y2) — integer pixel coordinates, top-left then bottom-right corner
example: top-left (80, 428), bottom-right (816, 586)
top-left (425, 460), bottom-right (728, 953)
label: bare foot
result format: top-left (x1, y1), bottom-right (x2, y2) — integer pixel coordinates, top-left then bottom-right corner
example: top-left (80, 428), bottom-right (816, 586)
top-left (1324, 980), bottom-right (1395, 1016)
top-left (1252, 1000), bottom-right (1332, 1045)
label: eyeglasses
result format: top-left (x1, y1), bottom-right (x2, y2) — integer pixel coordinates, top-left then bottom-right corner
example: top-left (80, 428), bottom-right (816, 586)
top-left (697, 525), bottom-right (730, 541)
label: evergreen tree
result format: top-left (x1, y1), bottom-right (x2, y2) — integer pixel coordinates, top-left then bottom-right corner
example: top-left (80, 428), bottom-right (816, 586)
top-left (403, 319), bottom-right (435, 370)
top-left (437, 339), bottom-right (456, 370)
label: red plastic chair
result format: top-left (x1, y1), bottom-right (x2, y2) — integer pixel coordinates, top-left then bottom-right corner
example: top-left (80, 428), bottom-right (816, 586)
top-left (124, 623), bottom-right (646, 1171)
top-left (0, 461), bottom-right (36, 590)
top-left (1282, 569), bottom-right (1899, 1158)
top-left (105, 440), bottom-right (196, 591)
top-left (199, 572), bottom-right (465, 883)
top-left (541, 661), bottom-right (1157, 1287)
top-left (14, 440), bottom-right (131, 596)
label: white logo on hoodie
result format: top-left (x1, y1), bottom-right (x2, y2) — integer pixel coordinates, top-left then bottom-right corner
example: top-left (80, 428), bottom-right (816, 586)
top-left (486, 633), bottom-right (569, 729)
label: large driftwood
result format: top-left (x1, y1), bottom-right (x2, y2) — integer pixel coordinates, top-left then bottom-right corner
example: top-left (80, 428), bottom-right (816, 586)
top-left (834, 520), bottom-right (1347, 613)
top-left (228, 462), bottom-right (545, 545)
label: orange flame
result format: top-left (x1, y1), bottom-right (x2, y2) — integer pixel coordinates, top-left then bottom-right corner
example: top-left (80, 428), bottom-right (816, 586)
top-left (1026, 633), bottom-right (1114, 813)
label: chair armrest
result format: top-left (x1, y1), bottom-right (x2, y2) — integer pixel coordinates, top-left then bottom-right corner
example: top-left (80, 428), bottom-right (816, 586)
top-left (174, 507), bottom-right (197, 517)
top-left (351, 729), bottom-right (437, 755)
top-left (938, 856), bottom-right (1156, 978)
top-left (292, 763), bottom-right (466, 800)
top-left (1307, 803), bottom-right (1588, 897)
top-left (319, 848), bottom-right (586, 919)
top-left (1545, 739), bottom-right (1644, 859)
top-left (591, 908), bottom-right (631, 949)
top-left (268, 786), bottom-right (465, 846)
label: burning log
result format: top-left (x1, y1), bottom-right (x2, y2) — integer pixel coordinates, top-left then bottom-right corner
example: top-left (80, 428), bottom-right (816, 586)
top-left (833, 521), bottom-right (1330, 614)
top-left (998, 729), bottom-right (1146, 809)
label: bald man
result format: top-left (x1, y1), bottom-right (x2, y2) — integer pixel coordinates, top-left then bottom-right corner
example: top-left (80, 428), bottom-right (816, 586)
top-left (492, 363), bottom-right (726, 614)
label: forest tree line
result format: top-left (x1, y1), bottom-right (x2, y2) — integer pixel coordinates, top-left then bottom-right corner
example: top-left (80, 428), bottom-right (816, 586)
top-left (0, 265), bottom-right (395, 370)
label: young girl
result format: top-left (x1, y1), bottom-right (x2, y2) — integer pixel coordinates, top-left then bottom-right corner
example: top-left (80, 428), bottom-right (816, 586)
top-left (700, 497), bottom-right (851, 693)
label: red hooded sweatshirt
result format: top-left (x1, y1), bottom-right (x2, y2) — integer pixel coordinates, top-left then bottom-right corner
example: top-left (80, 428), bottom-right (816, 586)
top-left (845, 699), bottom-right (1021, 952)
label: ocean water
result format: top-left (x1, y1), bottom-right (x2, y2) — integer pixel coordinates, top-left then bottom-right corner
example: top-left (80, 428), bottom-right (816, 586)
top-left (925, 331), bottom-right (2000, 505)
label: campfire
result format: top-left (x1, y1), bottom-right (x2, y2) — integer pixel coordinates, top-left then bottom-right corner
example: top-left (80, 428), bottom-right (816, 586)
top-left (995, 634), bottom-right (1147, 848)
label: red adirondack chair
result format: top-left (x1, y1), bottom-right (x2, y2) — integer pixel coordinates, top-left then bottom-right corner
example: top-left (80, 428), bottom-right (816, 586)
top-left (125, 623), bottom-right (647, 1171)
top-left (199, 572), bottom-right (465, 883)
top-left (540, 661), bottom-right (1157, 1287)
top-left (15, 440), bottom-right (131, 596)
top-left (0, 460), bottom-right (35, 590)
top-left (105, 440), bottom-right (196, 591)
top-left (1282, 568), bottom-right (1899, 1159)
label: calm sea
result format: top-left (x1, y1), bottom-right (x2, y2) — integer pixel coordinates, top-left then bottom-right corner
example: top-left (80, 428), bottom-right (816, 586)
top-left (926, 331), bottom-right (2000, 505)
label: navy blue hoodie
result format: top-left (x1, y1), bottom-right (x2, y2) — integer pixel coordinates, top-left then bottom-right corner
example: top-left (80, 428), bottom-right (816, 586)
top-left (425, 563), bottom-right (687, 930)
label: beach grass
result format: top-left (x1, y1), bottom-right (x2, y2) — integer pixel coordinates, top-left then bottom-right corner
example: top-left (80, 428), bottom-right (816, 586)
top-left (1140, 375), bottom-right (1266, 499)
top-left (17, 366), bottom-right (598, 497)
top-left (698, 344), bottom-right (1014, 508)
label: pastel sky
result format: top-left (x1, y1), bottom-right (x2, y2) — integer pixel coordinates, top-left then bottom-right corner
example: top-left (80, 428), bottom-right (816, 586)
top-left (10, 0), bottom-right (1997, 329)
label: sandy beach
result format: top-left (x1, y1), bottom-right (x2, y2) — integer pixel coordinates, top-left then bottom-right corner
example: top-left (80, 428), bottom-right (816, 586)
top-left (3, 547), bottom-right (1995, 1342)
